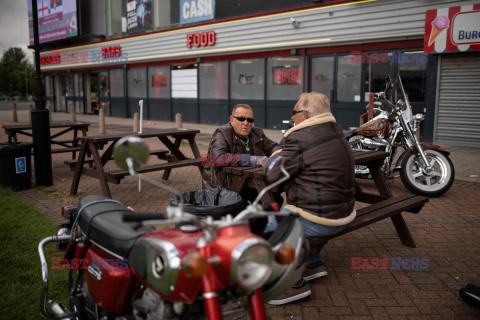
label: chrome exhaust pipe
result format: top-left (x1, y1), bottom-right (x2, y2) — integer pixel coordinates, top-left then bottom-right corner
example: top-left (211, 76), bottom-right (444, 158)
top-left (38, 235), bottom-right (72, 318)
top-left (49, 301), bottom-right (74, 319)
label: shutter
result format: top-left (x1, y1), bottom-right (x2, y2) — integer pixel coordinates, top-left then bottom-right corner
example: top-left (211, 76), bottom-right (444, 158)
top-left (436, 53), bottom-right (480, 147)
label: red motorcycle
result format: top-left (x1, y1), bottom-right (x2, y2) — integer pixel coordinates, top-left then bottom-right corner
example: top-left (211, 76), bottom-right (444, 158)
top-left (38, 136), bottom-right (308, 320)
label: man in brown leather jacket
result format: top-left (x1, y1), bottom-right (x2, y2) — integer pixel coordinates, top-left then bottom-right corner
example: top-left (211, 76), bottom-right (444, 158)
top-left (266, 92), bottom-right (356, 305)
top-left (202, 104), bottom-right (280, 189)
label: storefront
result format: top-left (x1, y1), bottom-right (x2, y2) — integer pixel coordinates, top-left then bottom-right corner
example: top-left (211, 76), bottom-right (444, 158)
top-left (424, 3), bottom-right (480, 147)
top-left (38, 0), bottom-right (478, 142)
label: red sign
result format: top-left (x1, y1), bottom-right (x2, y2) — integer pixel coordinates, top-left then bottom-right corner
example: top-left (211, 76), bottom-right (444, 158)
top-left (186, 31), bottom-right (216, 48)
top-left (102, 45), bottom-right (121, 58)
top-left (40, 54), bottom-right (61, 65)
top-left (273, 66), bottom-right (301, 85)
top-left (152, 74), bottom-right (168, 87)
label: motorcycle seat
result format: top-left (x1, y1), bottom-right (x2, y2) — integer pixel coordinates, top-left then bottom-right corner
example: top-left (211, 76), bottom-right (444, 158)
top-left (77, 195), bottom-right (154, 259)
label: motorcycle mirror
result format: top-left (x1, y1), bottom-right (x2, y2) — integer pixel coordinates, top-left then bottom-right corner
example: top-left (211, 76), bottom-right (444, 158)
top-left (265, 156), bottom-right (287, 183)
top-left (113, 136), bottom-right (150, 172)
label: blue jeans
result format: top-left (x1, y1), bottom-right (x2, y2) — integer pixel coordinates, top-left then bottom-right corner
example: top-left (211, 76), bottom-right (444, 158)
top-left (264, 209), bottom-right (350, 264)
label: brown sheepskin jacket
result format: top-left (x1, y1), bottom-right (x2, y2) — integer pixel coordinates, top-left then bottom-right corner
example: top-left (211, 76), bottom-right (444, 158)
top-left (272, 113), bottom-right (356, 226)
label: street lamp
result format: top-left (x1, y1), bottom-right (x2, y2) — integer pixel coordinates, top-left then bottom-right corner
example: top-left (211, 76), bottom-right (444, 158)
top-left (31, 0), bottom-right (53, 186)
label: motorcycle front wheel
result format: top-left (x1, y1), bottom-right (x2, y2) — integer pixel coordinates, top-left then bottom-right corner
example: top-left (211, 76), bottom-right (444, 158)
top-left (400, 149), bottom-right (455, 197)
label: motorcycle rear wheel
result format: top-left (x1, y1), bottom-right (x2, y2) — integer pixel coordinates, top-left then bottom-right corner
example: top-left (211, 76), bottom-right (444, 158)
top-left (400, 149), bottom-right (454, 197)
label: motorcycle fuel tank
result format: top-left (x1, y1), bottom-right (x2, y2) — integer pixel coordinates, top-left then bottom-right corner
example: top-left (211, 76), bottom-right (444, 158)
top-left (84, 246), bottom-right (138, 314)
top-left (355, 118), bottom-right (391, 138)
top-left (129, 228), bottom-right (204, 304)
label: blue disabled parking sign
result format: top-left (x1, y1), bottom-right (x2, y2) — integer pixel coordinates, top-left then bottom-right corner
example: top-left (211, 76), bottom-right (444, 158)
top-left (15, 157), bottom-right (27, 174)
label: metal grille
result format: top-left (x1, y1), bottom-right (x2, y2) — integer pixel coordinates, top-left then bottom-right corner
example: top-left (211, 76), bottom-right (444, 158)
top-left (436, 53), bottom-right (480, 147)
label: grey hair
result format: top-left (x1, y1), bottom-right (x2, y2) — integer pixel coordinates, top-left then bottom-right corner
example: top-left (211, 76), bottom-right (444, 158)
top-left (232, 104), bottom-right (253, 115)
top-left (297, 92), bottom-right (331, 115)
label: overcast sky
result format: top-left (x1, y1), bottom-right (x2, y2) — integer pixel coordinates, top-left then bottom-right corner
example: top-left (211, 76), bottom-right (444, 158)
top-left (0, 0), bottom-right (32, 61)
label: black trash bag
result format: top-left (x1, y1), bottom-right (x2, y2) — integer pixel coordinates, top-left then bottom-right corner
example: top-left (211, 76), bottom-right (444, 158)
top-left (170, 188), bottom-right (247, 220)
top-left (459, 284), bottom-right (480, 309)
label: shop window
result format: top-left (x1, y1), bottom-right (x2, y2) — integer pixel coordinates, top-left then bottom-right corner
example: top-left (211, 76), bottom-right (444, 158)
top-left (230, 58), bottom-right (264, 100)
top-left (199, 61), bottom-right (228, 99)
top-left (110, 69), bottom-right (125, 97)
top-left (45, 76), bottom-right (53, 96)
top-left (171, 64), bottom-right (197, 98)
top-left (128, 67), bottom-right (147, 98)
top-left (148, 65), bottom-right (171, 99)
top-left (66, 74), bottom-right (74, 97)
top-left (267, 56), bottom-right (303, 101)
top-left (99, 71), bottom-right (109, 98)
top-left (311, 56), bottom-right (334, 100)
top-left (337, 55), bottom-right (361, 102)
top-left (107, 0), bottom-right (126, 37)
top-left (364, 51), bottom-right (394, 96)
top-left (74, 74), bottom-right (83, 97)
top-left (397, 51), bottom-right (427, 102)
top-left (56, 75), bottom-right (67, 112)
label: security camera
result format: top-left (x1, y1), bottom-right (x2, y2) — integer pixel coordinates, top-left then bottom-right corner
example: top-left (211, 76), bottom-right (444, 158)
top-left (290, 17), bottom-right (299, 28)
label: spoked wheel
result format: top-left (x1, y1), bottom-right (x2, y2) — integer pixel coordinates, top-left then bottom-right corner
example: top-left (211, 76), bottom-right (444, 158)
top-left (400, 149), bottom-right (455, 197)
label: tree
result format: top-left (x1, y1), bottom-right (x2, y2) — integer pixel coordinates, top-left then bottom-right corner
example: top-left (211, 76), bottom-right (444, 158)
top-left (0, 47), bottom-right (35, 98)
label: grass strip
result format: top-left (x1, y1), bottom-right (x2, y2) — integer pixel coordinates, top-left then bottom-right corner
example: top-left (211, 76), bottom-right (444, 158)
top-left (0, 187), bottom-right (69, 319)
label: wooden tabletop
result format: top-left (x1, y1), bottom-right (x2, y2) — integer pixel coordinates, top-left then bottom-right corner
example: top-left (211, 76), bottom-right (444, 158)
top-left (3, 121), bottom-right (90, 131)
top-left (76, 128), bottom-right (200, 143)
top-left (351, 149), bottom-right (389, 164)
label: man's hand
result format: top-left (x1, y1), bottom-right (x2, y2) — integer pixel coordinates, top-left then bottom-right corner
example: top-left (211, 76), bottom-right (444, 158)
top-left (240, 155), bottom-right (268, 167)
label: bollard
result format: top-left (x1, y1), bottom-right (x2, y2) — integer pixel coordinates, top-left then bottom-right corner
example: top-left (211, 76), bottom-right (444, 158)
top-left (46, 105), bottom-right (52, 124)
top-left (133, 112), bottom-right (140, 132)
top-left (175, 113), bottom-right (183, 128)
top-left (12, 102), bottom-right (18, 122)
top-left (29, 104), bottom-right (33, 125)
top-left (70, 105), bottom-right (76, 122)
top-left (99, 108), bottom-right (106, 134)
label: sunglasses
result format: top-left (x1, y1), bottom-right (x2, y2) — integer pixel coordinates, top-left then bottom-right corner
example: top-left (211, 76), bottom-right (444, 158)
top-left (233, 116), bottom-right (254, 123)
top-left (292, 109), bottom-right (310, 116)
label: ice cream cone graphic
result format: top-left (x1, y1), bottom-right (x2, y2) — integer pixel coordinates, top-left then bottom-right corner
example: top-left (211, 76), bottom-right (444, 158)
top-left (428, 15), bottom-right (449, 46)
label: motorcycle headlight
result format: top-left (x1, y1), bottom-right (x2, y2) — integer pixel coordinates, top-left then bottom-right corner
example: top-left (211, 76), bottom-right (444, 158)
top-left (230, 239), bottom-right (273, 290)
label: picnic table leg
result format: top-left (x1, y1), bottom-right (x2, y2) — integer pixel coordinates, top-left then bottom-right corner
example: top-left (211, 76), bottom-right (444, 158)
top-left (89, 142), bottom-right (112, 198)
top-left (162, 137), bottom-right (182, 180)
top-left (230, 175), bottom-right (248, 194)
top-left (72, 128), bottom-right (78, 159)
top-left (70, 141), bottom-right (88, 196)
top-left (368, 160), bottom-right (393, 198)
top-left (390, 214), bottom-right (416, 248)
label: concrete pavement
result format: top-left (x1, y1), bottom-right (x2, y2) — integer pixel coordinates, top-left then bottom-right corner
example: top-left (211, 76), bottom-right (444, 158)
top-left (1, 104), bottom-right (479, 319)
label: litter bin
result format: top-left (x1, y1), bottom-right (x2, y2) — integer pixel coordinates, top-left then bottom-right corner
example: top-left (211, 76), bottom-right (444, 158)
top-left (0, 142), bottom-right (33, 191)
top-left (170, 188), bottom-right (247, 219)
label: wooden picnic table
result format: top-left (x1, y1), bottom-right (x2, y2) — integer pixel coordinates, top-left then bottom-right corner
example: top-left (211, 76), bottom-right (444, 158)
top-left (223, 149), bottom-right (428, 248)
top-left (68, 128), bottom-right (203, 198)
top-left (2, 121), bottom-right (90, 159)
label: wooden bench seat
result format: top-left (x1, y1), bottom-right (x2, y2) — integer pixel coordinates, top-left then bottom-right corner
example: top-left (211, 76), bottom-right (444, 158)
top-left (31, 147), bottom-right (81, 156)
top-left (308, 193), bottom-right (428, 253)
top-left (108, 158), bottom-right (203, 182)
top-left (64, 149), bottom-right (169, 170)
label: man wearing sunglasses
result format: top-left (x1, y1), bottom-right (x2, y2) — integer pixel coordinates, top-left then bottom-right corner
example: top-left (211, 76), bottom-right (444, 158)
top-left (202, 104), bottom-right (280, 191)
top-left (265, 92), bottom-right (356, 305)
